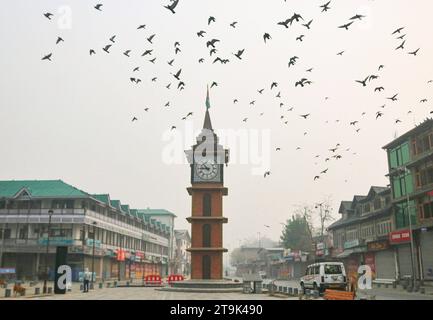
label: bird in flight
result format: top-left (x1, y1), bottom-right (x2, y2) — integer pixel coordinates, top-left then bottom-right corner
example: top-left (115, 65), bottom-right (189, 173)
top-left (102, 44), bottom-right (111, 53)
top-left (41, 53), bottom-right (52, 61)
top-left (137, 24), bottom-right (146, 30)
top-left (375, 87), bottom-right (385, 92)
top-left (123, 50), bottom-right (131, 57)
top-left (296, 35), bottom-right (305, 42)
top-left (257, 88), bottom-right (264, 94)
top-left (210, 82), bottom-right (218, 88)
top-left (230, 21), bottom-right (238, 28)
top-left (320, 1), bottom-right (331, 12)
top-left (338, 21), bottom-right (354, 30)
top-left (355, 76), bottom-right (369, 87)
top-left (206, 39), bottom-right (220, 48)
top-left (208, 16), bottom-right (216, 25)
top-left (109, 35), bottom-right (116, 43)
top-left (149, 58), bottom-right (156, 64)
top-left (147, 34), bottom-right (156, 44)
top-left (337, 50), bottom-right (345, 56)
top-left (167, 59), bottom-right (174, 66)
top-left (94, 4), bottom-right (103, 11)
top-left (172, 69), bottom-right (182, 80)
top-left (271, 82), bottom-right (278, 90)
top-left (395, 119), bottom-right (402, 124)
top-left (420, 99), bottom-right (428, 103)
top-left (300, 114), bottom-right (310, 119)
top-left (387, 94), bottom-right (398, 101)
top-left (141, 49), bottom-right (153, 56)
top-left (264, 171), bottom-right (271, 178)
top-left (392, 27), bottom-right (405, 35)
top-left (350, 14), bottom-right (365, 20)
top-left (164, 0), bottom-right (179, 14)
top-left (277, 18), bottom-right (291, 29)
top-left (56, 37), bottom-right (64, 44)
top-left (302, 20), bottom-right (313, 29)
top-left (408, 48), bottom-right (420, 56)
top-left (89, 49), bottom-right (96, 56)
top-left (395, 40), bottom-right (406, 50)
top-left (132, 117), bottom-right (138, 122)
top-left (233, 49), bottom-right (245, 60)
top-left (321, 169), bottom-right (329, 174)
top-left (263, 33), bottom-right (272, 43)
top-left (314, 176), bottom-right (320, 181)
top-left (44, 12), bottom-right (53, 20)
top-left (376, 111), bottom-right (384, 119)
top-left (378, 65), bottom-right (385, 71)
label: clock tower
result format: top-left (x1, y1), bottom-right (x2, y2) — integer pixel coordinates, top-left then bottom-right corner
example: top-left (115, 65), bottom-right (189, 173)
top-left (184, 90), bottom-right (229, 280)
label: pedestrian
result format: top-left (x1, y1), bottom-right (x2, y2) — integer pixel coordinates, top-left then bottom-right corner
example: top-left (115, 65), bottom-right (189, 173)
top-left (83, 268), bottom-right (90, 293)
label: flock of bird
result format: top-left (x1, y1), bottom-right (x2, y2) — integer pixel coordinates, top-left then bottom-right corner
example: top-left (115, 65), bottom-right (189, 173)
top-left (40, 1), bottom-right (432, 183)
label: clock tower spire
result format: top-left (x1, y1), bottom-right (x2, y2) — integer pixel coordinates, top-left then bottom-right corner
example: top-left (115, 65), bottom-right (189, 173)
top-left (184, 89), bottom-right (229, 280)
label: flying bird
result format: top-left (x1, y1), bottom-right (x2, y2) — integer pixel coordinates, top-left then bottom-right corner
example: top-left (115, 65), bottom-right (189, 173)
top-left (208, 16), bottom-right (216, 25)
top-left (164, 0), bottom-right (179, 14)
top-left (102, 45), bottom-right (111, 53)
top-left (355, 76), bottom-right (369, 87)
top-left (408, 48), bottom-right (420, 56)
top-left (56, 37), bottom-right (64, 44)
top-left (44, 12), bottom-right (53, 20)
top-left (132, 117), bottom-right (138, 122)
top-left (94, 4), bottom-right (103, 11)
top-left (230, 21), bottom-right (238, 28)
top-left (123, 50), bottom-right (131, 57)
top-left (320, 1), bottom-right (331, 12)
top-left (147, 34), bottom-right (156, 44)
top-left (233, 49), bottom-right (245, 60)
top-left (337, 51), bottom-right (345, 56)
top-left (392, 27), bottom-right (405, 35)
top-left (89, 49), bottom-right (96, 55)
top-left (137, 24), bottom-right (146, 30)
top-left (350, 14), bottom-right (365, 20)
top-left (300, 114), bottom-right (310, 119)
top-left (376, 111), bottom-right (383, 119)
top-left (302, 20), bottom-right (313, 29)
top-left (264, 171), bottom-right (271, 178)
top-left (338, 21), bottom-right (354, 30)
top-left (41, 53), bottom-right (52, 61)
top-left (395, 40), bottom-right (406, 50)
top-left (263, 33), bottom-right (272, 43)
top-left (197, 30), bottom-right (206, 37)
top-left (387, 94), bottom-right (398, 101)
top-left (210, 82), bottom-right (218, 88)
top-left (172, 68), bottom-right (182, 80)
top-left (109, 35), bottom-right (116, 43)
top-left (375, 87), bottom-right (385, 92)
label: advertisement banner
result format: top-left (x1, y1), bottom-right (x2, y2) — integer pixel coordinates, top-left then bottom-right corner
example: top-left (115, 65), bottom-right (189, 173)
top-left (389, 230), bottom-right (411, 244)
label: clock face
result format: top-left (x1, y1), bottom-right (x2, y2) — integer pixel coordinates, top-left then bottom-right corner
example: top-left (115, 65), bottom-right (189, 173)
top-left (196, 161), bottom-right (219, 180)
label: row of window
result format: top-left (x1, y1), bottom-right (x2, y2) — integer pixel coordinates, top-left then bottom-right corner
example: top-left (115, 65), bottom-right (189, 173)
top-left (412, 132), bottom-right (433, 156)
top-left (415, 166), bottom-right (433, 189)
top-left (333, 219), bottom-right (392, 248)
top-left (356, 197), bottom-right (391, 215)
top-left (0, 200), bottom-right (169, 238)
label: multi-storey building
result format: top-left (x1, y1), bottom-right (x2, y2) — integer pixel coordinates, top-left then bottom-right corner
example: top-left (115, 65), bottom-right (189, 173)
top-left (383, 118), bottom-right (433, 282)
top-left (328, 186), bottom-right (395, 281)
top-left (174, 230), bottom-right (191, 276)
top-left (0, 180), bottom-right (176, 281)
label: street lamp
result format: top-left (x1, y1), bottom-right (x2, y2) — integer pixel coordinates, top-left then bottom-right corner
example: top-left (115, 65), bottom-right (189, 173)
top-left (91, 221), bottom-right (97, 287)
top-left (43, 209), bottom-right (53, 294)
top-left (396, 166), bottom-right (417, 290)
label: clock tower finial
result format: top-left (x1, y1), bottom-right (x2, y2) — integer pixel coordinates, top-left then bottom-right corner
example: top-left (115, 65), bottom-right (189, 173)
top-left (203, 86), bottom-right (213, 130)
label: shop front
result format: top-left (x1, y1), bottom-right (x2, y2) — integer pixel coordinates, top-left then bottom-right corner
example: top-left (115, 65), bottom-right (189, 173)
top-left (390, 229), bottom-right (418, 280)
top-left (367, 240), bottom-right (395, 280)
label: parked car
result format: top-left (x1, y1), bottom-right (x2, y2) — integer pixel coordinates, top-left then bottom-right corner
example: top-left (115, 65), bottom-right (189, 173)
top-left (300, 262), bottom-right (347, 293)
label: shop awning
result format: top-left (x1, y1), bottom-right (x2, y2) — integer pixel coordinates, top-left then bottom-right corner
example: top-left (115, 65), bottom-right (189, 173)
top-left (337, 249), bottom-right (354, 258)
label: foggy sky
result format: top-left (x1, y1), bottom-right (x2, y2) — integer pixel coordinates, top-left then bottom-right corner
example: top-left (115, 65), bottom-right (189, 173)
top-left (1, 1), bottom-right (432, 260)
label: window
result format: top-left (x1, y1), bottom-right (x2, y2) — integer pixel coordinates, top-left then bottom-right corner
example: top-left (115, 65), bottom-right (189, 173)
top-left (392, 172), bottom-right (413, 198)
top-left (389, 142), bottom-right (410, 168)
top-left (0, 228), bottom-right (11, 239)
top-left (374, 198), bottom-right (382, 210)
top-left (18, 227), bottom-right (28, 239)
top-left (421, 202), bottom-right (433, 220)
top-left (325, 264), bottom-right (342, 274)
top-left (203, 194), bottom-right (212, 216)
top-left (395, 201), bottom-right (416, 229)
top-left (377, 220), bottom-right (391, 236)
top-left (363, 203), bottom-right (371, 213)
top-left (202, 224), bottom-right (211, 247)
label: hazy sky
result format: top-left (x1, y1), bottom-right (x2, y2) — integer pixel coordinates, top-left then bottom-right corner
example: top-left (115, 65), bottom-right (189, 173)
top-left (1, 1), bottom-right (432, 258)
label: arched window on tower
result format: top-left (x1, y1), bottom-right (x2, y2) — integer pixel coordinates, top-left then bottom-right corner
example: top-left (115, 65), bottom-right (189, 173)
top-left (203, 193), bottom-right (212, 216)
top-left (203, 224), bottom-right (211, 247)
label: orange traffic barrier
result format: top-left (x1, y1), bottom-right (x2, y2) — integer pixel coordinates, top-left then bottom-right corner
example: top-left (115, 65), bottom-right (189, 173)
top-left (167, 274), bottom-right (184, 285)
top-left (324, 289), bottom-right (355, 300)
top-left (145, 275), bottom-right (162, 286)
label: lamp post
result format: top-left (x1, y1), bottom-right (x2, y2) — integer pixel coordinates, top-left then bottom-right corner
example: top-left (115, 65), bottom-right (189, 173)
top-left (91, 221), bottom-right (97, 287)
top-left (43, 209), bottom-right (53, 294)
top-left (399, 166), bottom-right (417, 290)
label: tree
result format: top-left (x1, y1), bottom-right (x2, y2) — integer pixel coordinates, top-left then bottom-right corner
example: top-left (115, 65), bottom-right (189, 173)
top-left (280, 213), bottom-right (314, 252)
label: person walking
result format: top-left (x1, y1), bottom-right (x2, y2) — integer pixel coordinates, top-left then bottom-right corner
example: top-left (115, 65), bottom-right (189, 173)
top-left (83, 268), bottom-right (90, 293)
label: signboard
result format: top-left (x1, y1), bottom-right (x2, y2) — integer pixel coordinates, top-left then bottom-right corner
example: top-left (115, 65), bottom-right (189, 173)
top-left (316, 242), bottom-right (325, 250)
top-left (367, 240), bottom-right (389, 251)
top-left (344, 239), bottom-right (360, 249)
top-left (116, 249), bottom-right (125, 261)
top-left (38, 237), bottom-right (74, 246)
top-left (0, 268), bottom-right (16, 274)
top-left (86, 239), bottom-right (101, 248)
top-left (389, 229), bottom-right (411, 244)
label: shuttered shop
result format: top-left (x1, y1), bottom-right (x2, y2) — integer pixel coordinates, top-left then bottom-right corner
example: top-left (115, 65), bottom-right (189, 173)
top-left (420, 231), bottom-right (433, 280)
top-left (397, 244), bottom-right (413, 278)
top-left (375, 250), bottom-right (396, 279)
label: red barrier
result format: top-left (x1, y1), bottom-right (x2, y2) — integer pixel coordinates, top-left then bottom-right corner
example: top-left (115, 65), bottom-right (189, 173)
top-left (167, 274), bottom-right (185, 285)
top-left (145, 275), bottom-right (162, 286)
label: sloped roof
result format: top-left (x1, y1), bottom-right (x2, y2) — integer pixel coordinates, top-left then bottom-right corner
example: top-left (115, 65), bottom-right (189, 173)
top-left (0, 180), bottom-right (89, 198)
top-left (137, 208), bottom-right (177, 217)
top-left (92, 194), bottom-right (111, 206)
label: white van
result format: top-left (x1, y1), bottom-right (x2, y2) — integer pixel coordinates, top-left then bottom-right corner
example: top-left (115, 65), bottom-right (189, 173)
top-left (300, 262), bottom-right (347, 293)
